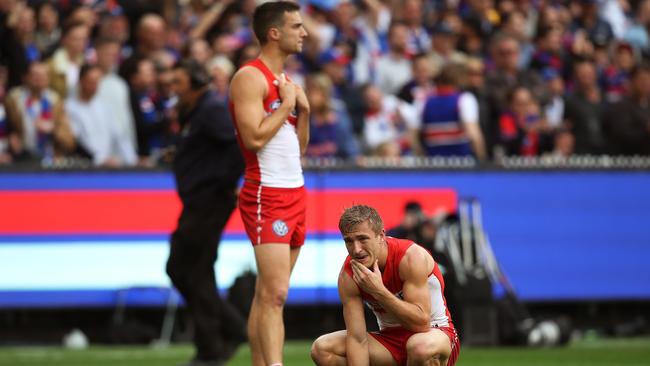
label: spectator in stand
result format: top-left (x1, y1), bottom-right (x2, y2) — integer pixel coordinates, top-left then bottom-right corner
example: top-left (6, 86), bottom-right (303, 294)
top-left (375, 21), bottom-right (412, 96)
top-left (16, 6), bottom-right (39, 64)
top-left (34, 1), bottom-right (61, 57)
top-left (463, 57), bottom-right (494, 156)
top-left (419, 63), bottom-right (487, 160)
top-left (530, 26), bottom-right (567, 76)
top-left (120, 13), bottom-right (174, 73)
top-left (545, 126), bottom-right (575, 158)
top-left (397, 53), bottom-right (435, 114)
top-left (67, 5), bottom-right (98, 32)
top-left (499, 86), bottom-right (551, 156)
top-left (184, 38), bottom-right (212, 65)
top-left (601, 42), bottom-right (636, 103)
top-left (185, 0), bottom-right (234, 41)
top-left (206, 55), bottom-right (234, 102)
top-left (155, 64), bottom-right (179, 158)
top-left (428, 22), bottom-right (467, 79)
top-left (500, 10), bottom-right (534, 68)
top-left (330, 0), bottom-right (389, 86)
top-left (603, 63), bottom-right (650, 155)
top-left (319, 46), bottom-right (365, 136)
top-left (541, 68), bottom-right (567, 132)
top-left (66, 64), bottom-right (126, 167)
top-left (95, 37), bottom-right (137, 166)
top-left (361, 83), bottom-right (418, 157)
top-left (46, 21), bottom-right (89, 99)
top-left (569, 0), bottom-right (614, 48)
top-left (3, 3), bottom-right (37, 89)
top-left (564, 59), bottom-right (607, 154)
top-left (462, 0), bottom-right (500, 37)
top-left (386, 201), bottom-right (425, 243)
top-left (305, 73), bottom-right (360, 159)
top-left (123, 57), bottom-right (168, 166)
top-left (401, 0), bottom-right (431, 56)
top-left (4, 62), bottom-right (75, 163)
top-left (623, 0), bottom-right (650, 58)
top-left (486, 32), bottom-right (547, 143)
top-left (97, 13), bottom-right (131, 60)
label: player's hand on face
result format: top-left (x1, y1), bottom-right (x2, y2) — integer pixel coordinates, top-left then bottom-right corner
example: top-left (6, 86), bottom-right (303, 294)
top-left (294, 84), bottom-right (310, 114)
top-left (277, 73), bottom-right (296, 109)
top-left (351, 260), bottom-right (384, 296)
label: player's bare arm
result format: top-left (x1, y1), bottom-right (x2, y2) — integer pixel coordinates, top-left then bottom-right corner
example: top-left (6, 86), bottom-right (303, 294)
top-left (339, 268), bottom-right (370, 366)
top-left (351, 246), bottom-right (433, 332)
top-left (230, 67), bottom-right (296, 152)
top-left (294, 84), bottom-right (310, 155)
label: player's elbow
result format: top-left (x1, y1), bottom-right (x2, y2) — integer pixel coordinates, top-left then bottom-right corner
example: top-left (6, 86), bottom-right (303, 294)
top-left (406, 315), bottom-right (431, 332)
top-left (243, 137), bottom-right (264, 152)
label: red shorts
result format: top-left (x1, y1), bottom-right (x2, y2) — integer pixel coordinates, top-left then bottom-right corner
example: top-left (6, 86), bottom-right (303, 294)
top-left (238, 182), bottom-right (306, 247)
top-left (369, 326), bottom-right (460, 366)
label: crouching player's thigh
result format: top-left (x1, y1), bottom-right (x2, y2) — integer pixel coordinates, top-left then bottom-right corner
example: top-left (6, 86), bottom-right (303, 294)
top-left (311, 330), bottom-right (398, 366)
top-left (405, 328), bottom-right (456, 366)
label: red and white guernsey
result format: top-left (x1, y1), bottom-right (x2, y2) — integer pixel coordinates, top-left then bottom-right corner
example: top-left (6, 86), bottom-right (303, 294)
top-left (229, 58), bottom-right (303, 188)
top-left (343, 237), bottom-right (455, 332)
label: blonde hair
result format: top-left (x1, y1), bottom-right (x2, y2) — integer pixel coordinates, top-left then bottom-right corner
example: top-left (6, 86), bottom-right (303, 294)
top-left (339, 205), bottom-right (384, 235)
top-left (306, 73), bottom-right (333, 112)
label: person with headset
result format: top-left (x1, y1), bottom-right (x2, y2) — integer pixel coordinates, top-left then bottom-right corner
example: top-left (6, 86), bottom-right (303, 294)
top-left (166, 59), bottom-right (246, 366)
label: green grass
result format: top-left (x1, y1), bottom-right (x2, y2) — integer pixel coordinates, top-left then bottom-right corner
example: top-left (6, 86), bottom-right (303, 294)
top-left (0, 337), bottom-right (649, 365)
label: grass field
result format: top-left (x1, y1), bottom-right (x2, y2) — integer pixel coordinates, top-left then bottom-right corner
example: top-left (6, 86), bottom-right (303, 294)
top-left (0, 337), bottom-right (649, 366)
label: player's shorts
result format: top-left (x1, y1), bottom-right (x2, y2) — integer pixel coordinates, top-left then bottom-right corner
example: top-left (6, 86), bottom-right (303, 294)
top-left (440, 326), bottom-right (460, 366)
top-left (369, 326), bottom-right (460, 366)
top-left (239, 182), bottom-right (306, 247)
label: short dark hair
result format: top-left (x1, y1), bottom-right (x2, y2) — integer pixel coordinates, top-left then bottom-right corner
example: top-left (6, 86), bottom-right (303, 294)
top-left (119, 57), bottom-right (146, 83)
top-left (173, 59), bottom-right (212, 90)
top-left (339, 205), bottom-right (384, 236)
top-left (79, 63), bottom-right (101, 80)
top-left (62, 20), bottom-right (87, 38)
top-left (435, 63), bottom-right (464, 86)
top-left (94, 37), bottom-right (121, 49)
top-left (252, 1), bottom-right (300, 45)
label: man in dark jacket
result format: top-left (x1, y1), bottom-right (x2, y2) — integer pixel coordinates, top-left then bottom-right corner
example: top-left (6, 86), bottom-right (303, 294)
top-left (604, 63), bottom-right (650, 155)
top-left (166, 59), bottom-right (245, 366)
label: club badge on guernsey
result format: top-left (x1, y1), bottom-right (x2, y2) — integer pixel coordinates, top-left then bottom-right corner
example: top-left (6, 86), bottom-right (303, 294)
top-left (268, 99), bottom-right (297, 118)
top-left (272, 219), bottom-right (289, 237)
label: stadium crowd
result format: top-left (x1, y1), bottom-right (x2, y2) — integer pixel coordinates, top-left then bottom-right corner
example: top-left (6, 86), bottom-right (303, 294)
top-left (0, 0), bottom-right (649, 168)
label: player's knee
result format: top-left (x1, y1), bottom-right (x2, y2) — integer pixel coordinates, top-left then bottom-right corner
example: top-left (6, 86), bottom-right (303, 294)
top-left (407, 338), bottom-right (443, 364)
top-left (310, 336), bottom-right (333, 365)
top-left (257, 283), bottom-right (289, 307)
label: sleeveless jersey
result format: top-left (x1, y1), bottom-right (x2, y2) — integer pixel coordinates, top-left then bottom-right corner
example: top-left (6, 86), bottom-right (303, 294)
top-left (343, 237), bottom-right (455, 331)
top-left (229, 58), bottom-right (303, 188)
top-left (420, 90), bottom-right (472, 157)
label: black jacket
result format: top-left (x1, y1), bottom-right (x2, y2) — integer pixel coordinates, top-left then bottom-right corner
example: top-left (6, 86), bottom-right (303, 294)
top-left (173, 90), bottom-right (244, 209)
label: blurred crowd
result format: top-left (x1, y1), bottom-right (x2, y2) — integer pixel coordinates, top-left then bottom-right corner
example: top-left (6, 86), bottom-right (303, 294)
top-left (1, 0), bottom-right (649, 168)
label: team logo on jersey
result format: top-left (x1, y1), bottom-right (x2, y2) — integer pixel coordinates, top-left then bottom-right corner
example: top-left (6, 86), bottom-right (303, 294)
top-left (269, 99), bottom-right (282, 111)
top-left (268, 99), bottom-right (297, 119)
top-left (272, 219), bottom-right (289, 237)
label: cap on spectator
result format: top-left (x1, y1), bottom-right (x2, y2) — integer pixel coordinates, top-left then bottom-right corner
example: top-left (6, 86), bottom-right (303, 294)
top-left (431, 22), bottom-right (455, 36)
top-left (318, 48), bottom-right (350, 66)
top-left (541, 67), bottom-right (560, 82)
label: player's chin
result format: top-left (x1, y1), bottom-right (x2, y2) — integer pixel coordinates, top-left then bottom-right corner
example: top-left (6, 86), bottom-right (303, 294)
top-left (353, 256), bottom-right (370, 266)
